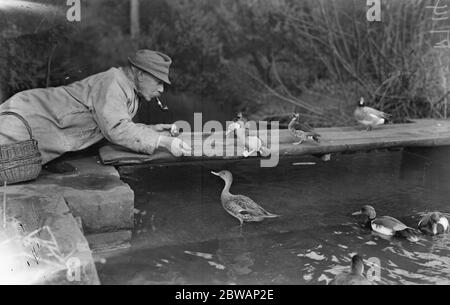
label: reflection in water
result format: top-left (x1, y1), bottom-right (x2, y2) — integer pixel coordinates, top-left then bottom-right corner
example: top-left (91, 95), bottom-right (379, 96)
top-left (97, 149), bottom-right (450, 285)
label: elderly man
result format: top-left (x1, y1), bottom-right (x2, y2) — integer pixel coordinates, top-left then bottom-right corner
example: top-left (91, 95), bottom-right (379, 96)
top-left (0, 49), bottom-right (191, 164)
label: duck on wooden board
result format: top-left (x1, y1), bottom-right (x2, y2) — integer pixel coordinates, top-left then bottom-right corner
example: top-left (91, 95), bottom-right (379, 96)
top-left (288, 112), bottom-right (321, 145)
top-left (354, 97), bottom-right (390, 131)
top-left (226, 113), bottom-right (270, 157)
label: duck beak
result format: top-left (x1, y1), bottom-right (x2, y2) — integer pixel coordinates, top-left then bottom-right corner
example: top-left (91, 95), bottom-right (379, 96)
top-left (352, 210), bottom-right (362, 216)
top-left (211, 171), bottom-right (220, 176)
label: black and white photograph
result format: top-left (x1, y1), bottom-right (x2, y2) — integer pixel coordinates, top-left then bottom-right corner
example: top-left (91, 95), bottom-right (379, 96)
top-left (0, 0), bottom-right (449, 290)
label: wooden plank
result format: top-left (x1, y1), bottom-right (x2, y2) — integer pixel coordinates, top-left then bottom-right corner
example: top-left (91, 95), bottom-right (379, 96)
top-left (99, 119), bottom-right (450, 166)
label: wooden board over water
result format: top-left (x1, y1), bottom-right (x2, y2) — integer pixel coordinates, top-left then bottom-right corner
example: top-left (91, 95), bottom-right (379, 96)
top-left (99, 119), bottom-right (450, 166)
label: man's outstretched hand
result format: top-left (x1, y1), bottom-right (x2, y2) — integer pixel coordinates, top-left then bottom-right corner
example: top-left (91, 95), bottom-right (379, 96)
top-left (158, 135), bottom-right (192, 157)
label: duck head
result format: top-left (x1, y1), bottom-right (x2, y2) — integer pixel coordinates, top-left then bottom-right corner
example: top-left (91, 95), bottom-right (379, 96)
top-left (236, 112), bottom-right (245, 121)
top-left (352, 205), bottom-right (376, 220)
top-left (430, 212), bottom-right (441, 235)
top-left (211, 170), bottom-right (233, 183)
top-left (357, 97), bottom-right (365, 107)
top-left (235, 112), bottom-right (248, 129)
top-left (351, 254), bottom-right (365, 275)
top-left (291, 112), bottom-right (300, 121)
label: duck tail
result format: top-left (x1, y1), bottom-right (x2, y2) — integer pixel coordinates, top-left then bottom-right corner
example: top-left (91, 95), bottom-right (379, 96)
top-left (396, 228), bottom-right (419, 242)
top-left (263, 212), bottom-right (280, 218)
top-left (307, 133), bottom-right (321, 143)
top-left (381, 112), bottom-right (391, 123)
top-left (312, 134), bottom-right (321, 143)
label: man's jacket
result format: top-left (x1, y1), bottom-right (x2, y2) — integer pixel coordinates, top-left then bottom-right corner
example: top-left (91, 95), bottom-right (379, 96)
top-left (0, 67), bottom-right (161, 164)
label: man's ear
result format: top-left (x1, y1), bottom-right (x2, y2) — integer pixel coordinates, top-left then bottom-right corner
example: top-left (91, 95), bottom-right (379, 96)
top-left (131, 66), bottom-right (143, 81)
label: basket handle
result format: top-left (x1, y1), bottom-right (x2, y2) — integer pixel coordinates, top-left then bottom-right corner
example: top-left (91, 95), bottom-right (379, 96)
top-left (0, 111), bottom-right (34, 140)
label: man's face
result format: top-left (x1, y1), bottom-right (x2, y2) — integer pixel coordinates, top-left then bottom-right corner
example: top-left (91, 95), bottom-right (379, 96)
top-left (136, 72), bottom-right (164, 102)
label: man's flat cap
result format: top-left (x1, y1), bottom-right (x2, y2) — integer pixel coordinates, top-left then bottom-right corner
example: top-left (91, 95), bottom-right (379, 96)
top-left (128, 50), bottom-right (172, 85)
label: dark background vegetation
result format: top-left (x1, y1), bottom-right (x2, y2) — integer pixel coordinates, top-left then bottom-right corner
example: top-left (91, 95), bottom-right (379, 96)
top-left (0, 0), bottom-right (449, 127)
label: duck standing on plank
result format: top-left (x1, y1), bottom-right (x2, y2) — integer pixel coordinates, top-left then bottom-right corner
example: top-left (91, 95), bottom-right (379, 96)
top-left (226, 113), bottom-right (271, 157)
top-left (418, 212), bottom-right (449, 235)
top-left (354, 97), bottom-right (390, 131)
top-left (352, 205), bottom-right (419, 242)
top-left (288, 113), bottom-right (321, 145)
top-left (211, 170), bottom-right (279, 226)
top-left (329, 254), bottom-right (372, 285)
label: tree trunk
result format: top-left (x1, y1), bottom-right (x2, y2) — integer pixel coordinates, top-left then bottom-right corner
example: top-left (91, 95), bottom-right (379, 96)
top-left (130, 0), bottom-right (140, 38)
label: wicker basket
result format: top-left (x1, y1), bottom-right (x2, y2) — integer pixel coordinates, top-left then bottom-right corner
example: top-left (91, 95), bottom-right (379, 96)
top-left (0, 112), bottom-right (42, 184)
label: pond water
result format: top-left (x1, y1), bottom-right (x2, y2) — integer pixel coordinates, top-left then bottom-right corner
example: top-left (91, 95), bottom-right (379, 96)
top-left (96, 148), bottom-right (450, 285)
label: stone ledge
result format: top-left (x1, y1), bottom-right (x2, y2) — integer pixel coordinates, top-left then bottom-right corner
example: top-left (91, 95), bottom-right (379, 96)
top-left (1, 189), bottom-right (99, 284)
top-left (35, 155), bottom-right (134, 234)
top-left (86, 230), bottom-right (132, 252)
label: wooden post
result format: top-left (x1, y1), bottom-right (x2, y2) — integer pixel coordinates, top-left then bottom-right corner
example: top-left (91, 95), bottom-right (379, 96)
top-left (130, 0), bottom-right (140, 38)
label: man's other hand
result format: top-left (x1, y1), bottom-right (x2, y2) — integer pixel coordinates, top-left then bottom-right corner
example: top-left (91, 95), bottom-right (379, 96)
top-left (158, 136), bottom-right (192, 157)
top-left (154, 124), bottom-right (179, 136)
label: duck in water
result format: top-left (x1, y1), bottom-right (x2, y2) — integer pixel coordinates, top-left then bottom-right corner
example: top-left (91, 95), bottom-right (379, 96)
top-left (418, 212), bottom-right (449, 235)
top-left (211, 170), bottom-right (279, 226)
top-left (329, 254), bottom-right (372, 285)
top-left (352, 205), bottom-right (419, 242)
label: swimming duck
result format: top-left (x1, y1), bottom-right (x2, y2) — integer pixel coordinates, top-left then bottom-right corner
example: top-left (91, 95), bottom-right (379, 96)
top-left (226, 113), bottom-right (271, 157)
top-left (288, 113), bottom-right (321, 145)
top-left (211, 170), bottom-right (279, 226)
top-left (418, 212), bottom-right (449, 235)
top-left (354, 97), bottom-right (390, 131)
top-left (352, 205), bottom-right (419, 242)
top-left (329, 254), bottom-right (372, 285)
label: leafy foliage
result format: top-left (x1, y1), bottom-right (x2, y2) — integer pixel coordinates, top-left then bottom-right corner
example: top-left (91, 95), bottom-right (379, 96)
top-left (1, 0), bottom-right (447, 125)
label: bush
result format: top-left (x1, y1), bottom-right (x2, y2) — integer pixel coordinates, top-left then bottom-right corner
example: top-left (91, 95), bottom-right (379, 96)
top-left (1, 0), bottom-right (447, 126)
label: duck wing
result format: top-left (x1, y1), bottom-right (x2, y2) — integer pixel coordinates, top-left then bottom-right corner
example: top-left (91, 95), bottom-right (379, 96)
top-left (230, 194), bottom-right (278, 217)
top-left (375, 216), bottom-right (408, 231)
top-left (418, 213), bottom-right (431, 229)
top-left (290, 121), bottom-right (320, 139)
top-left (291, 120), bottom-right (314, 132)
top-left (363, 107), bottom-right (390, 119)
top-left (222, 198), bottom-right (251, 218)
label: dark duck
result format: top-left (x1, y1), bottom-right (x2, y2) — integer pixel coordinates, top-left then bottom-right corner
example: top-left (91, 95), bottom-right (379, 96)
top-left (329, 254), bottom-right (372, 285)
top-left (418, 212), bottom-right (449, 236)
top-left (352, 205), bottom-right (419, 242)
